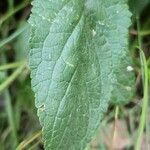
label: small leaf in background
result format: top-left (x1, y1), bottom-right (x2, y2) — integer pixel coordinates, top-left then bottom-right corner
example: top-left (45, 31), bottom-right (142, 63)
top-left (14, 78), bottom-right (40, 143)
top-left (14, 23), bottom-right (30, 61)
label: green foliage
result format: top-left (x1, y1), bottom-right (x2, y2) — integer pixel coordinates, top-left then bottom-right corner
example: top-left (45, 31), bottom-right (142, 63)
top-left (0, 59), bottom-right (7, 84)
top-left (15, 23), bottom-right (30, 61)
top-left (0, 71), bottom-right (6, 84)
top-left (29, 0), bottom-right (135, 150)
top-left (0, 0), bottom-right (150, 149)
top-left (129, 0), bottom-right (150, 14)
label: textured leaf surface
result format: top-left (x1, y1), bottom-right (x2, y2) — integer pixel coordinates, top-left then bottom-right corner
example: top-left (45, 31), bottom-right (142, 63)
top-left (29, 0), bottom-right (135, 149)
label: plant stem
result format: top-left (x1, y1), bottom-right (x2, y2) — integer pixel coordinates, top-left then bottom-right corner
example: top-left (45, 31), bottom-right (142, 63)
top-left (135, 49), bottom-right (148, 150)
top-left (0, 61), bottom-right (25, 71)
top-left (16, 131), bottom-right (42, 150)
top-left (0, 62), bottom-right (26, 94)
top-left (136, 16), bottom-right (142, 50)
top-left (135, 15), bottom-right (149, 150)
top-left (7, 0), bottom-right (14, 11)
top-left (139, 30), bottom-right (150, 36)
top-left (111, 106), bottom-right (119, 150)
top-left (130, 29), bottom-right (150, 36)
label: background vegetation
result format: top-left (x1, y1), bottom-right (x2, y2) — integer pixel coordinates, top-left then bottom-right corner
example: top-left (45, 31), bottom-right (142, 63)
top-left (0, 0), bottom-right (150, 149)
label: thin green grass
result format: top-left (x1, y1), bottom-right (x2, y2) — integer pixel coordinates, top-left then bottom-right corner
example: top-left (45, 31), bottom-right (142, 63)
top-left (0, 1), bottom-right (30, 149)
top-left (16, 131), bottom-right (42, 150)
top-left (0, 23), bottom-right (29, 51)
top-left (0, 0), bottom-right (31, 27)
top-left (0, 61), bottom-right (25, 71)
top-left (7, 0), bottom-right (14, 11)
top-left (1, 55), bottom-right (18, 148)
top-left (135, 15), bottom-right (149, 150)
top-left (0, 62), bottom-right (26, 94)
top-left (111, 106), bottom-right (119, 150)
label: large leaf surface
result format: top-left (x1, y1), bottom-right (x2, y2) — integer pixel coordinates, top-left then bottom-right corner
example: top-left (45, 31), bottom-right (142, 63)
top-left (29, 0), bottom-right (135, 149)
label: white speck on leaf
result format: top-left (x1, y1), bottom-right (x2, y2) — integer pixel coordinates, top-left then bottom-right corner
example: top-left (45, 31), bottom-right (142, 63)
top-left (127, 66), bottom-right (134, 72)
top-left (39, 104), bottom-right (45, 111)
top-left (98, 21), bottom-right (105, 26)
top-left (125, 86), bottom-right (132, 91)
top-left (63, 59), bottom-right (74, 67)
top-left (92, 29), bottom-right (96, 36)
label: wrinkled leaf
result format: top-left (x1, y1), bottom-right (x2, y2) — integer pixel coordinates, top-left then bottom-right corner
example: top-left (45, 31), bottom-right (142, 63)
top-left (29, 0), bottom-right (135, 149)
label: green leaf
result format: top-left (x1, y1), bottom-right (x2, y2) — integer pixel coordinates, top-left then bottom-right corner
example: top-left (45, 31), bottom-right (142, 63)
top-left (15, 23), bottom-right (30, 61)
top-left (29, 0), bottom-right (135, 149)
